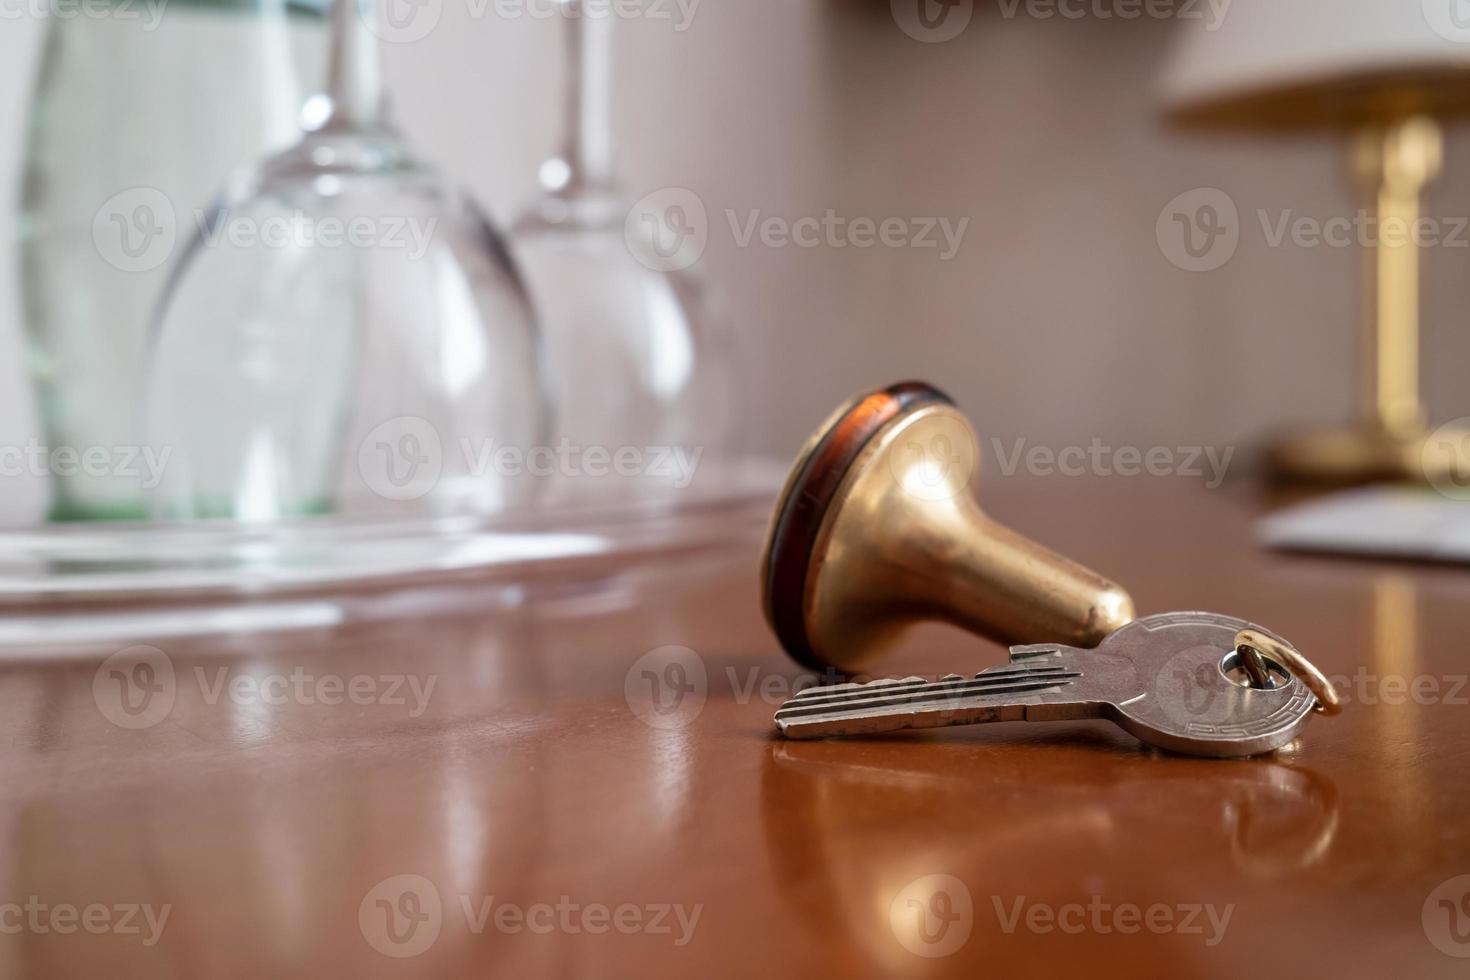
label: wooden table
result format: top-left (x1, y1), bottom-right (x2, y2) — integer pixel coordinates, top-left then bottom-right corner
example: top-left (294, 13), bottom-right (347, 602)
top-left (2, 477), bottom-right (1468, 978)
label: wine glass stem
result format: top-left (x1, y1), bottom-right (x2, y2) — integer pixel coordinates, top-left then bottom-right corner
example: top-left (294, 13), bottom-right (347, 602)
top-left (558, 1), bottom-right (615, 189)
top-left (324, 0), bottom-right (390, 131)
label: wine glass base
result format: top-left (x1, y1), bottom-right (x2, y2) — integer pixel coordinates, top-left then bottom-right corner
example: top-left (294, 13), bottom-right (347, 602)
top-left (0, 457), bottom-right (785, 651)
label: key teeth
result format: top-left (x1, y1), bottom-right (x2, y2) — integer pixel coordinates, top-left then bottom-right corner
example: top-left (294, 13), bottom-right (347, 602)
top-left (785, 673), bottom-right (948, 708)
top-left (800, 673), bottom-right (978, 694)
top-left (788, 675), bottom-right (924, 701)
top-left (1008, 644), bottom-right (1064, 661)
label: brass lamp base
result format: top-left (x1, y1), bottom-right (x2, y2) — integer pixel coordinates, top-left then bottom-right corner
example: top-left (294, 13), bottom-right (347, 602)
top-left (1265, 423), bottom-right (1470, 486)
top-left (1263, 117), bottom-right (1461, 490)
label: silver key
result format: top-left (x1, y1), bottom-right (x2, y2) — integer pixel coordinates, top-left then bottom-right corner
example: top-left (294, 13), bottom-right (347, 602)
top-left (773, 611), bottom-right (1323, 758)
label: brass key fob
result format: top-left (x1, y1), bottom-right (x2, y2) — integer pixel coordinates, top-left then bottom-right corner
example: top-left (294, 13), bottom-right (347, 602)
top-left (761, 382), bottom-right (1136, 673)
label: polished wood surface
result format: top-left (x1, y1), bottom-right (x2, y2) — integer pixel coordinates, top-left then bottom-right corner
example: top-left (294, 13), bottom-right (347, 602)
top-left (2, 477), bottom-right (1469, 978)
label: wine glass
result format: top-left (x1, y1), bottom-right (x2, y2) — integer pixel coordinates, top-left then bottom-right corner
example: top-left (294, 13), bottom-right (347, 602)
top-left (511, 0), bottom-right (737, 505)
top-left (145, 0), bottom-right (546, 522)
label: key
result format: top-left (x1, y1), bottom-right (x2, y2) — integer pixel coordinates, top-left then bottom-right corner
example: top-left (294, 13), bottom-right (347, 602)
top-left (773, 611), bottom-right (1335, 758)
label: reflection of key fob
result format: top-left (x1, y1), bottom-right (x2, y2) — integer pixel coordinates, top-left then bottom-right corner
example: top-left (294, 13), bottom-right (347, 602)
top-left (760, 382), bottom-right (1134, 674)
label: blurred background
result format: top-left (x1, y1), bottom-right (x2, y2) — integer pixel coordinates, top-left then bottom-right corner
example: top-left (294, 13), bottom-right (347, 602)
top-left (2, 0), bottom-right (1470, 526)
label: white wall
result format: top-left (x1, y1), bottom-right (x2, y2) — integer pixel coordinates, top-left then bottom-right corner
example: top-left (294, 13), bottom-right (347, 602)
top-left (3, 0), bottom-right (1469, 501)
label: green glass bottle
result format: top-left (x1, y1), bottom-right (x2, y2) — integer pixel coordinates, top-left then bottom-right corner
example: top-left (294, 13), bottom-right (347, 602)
top-left (18, 0), bottom-right (325, 520)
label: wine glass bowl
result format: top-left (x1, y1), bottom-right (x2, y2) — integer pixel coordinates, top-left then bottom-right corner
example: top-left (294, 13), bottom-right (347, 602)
top-left (510, 2), bottom-right (737, 505)
top-left (513, 189), bottom-right (730, 453)
top-left (145, 0), bottom-right (546, 523)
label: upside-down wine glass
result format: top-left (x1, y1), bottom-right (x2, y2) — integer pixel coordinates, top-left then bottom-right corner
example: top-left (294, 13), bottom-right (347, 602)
top-left (511, 0), bottom-right (736, 504)
top-left (146, 0), bottom-right (546, 522)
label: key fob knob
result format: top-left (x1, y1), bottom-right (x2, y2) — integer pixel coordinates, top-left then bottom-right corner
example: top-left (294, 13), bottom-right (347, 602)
top-left (761, 382), bottom-right (1136, 672)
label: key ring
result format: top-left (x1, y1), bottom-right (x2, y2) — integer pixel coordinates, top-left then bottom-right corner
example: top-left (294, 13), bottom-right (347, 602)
top-left (1234, 628), bottom-right (1342, 716)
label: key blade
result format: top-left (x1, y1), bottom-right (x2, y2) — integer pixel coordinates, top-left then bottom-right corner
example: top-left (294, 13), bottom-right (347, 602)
top-left (779, 665), bottom-right (1078, 713)
top-left (774, 668), bottom-right (1084, 739)
top-left (776, 669), bottom-right (1080, 716)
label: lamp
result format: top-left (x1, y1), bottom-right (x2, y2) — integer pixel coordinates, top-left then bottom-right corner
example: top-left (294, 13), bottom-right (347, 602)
top-left (1159, 0), bottom-right (1470, 483)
